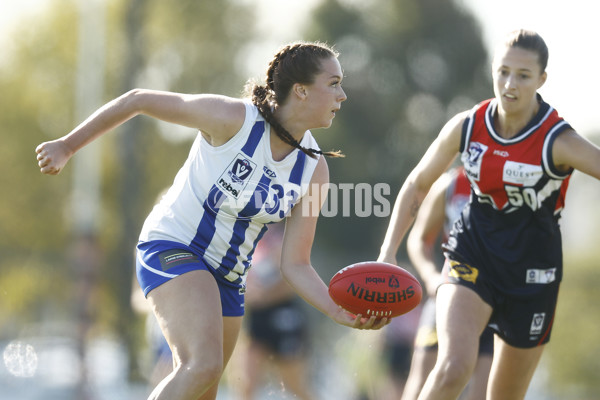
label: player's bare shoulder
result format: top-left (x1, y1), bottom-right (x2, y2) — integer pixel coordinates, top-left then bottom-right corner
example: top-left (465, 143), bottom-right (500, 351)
top-left (197, 95), bottom-right (247, 147)
top-left (436, 109), bottom-right (470, 153)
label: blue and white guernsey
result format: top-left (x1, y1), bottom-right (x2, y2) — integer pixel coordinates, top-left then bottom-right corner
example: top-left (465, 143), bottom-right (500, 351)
top-left (139, 100), bottom-right (320, 286)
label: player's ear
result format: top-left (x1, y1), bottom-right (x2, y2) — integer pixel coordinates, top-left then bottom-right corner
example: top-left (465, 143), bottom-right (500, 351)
top-left (537, 71), bottom-right (547, 89)
top-left (292, 83), bottom-right (308, 100)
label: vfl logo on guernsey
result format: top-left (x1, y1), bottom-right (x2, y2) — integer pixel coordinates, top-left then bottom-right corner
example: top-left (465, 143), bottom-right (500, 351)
top-left (503, 161), bottom-right (542, 186)
top-left (462, 142), bottom-right (487, 181)
top-left (217, 154), bottom-right (256, 198)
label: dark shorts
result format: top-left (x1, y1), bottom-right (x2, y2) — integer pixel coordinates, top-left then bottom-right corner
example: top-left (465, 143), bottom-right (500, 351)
top-left (442, 258), bottom-right (559, 348)
top-left (383, 340), bottom-right (413, 380)
top-left (414, 298), bottom-right (494, 354)
top-left (136, 240), bottom-right (246, 317)
top-left (246, 298), bottom-right (309, 358)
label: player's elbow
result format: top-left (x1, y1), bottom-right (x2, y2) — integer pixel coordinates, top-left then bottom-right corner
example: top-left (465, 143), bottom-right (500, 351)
top-left (279, 260), bottom-right (297, 283)
top-left (122, 88), bottom-right (148, 111)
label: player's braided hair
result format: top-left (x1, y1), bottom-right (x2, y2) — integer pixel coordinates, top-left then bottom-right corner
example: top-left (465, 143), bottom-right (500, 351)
top-left (248, 42), bottom-right (344, 159)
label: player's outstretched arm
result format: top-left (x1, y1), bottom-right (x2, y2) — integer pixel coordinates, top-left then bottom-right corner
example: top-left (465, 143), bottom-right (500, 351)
top-left (378, 112), bottom-right (465, 265)
top-left (35, 89), bottom-right (246, 175)
top-left (281, 157), bottom-right (388, 330)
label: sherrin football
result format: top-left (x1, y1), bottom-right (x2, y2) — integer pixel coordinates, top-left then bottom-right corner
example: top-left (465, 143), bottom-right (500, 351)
top-left (328, 261), bottom-right (422, 318)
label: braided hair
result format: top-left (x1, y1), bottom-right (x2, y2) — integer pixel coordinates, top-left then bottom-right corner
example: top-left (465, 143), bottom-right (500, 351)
top-left (247, 42), bottom-right (344, 159)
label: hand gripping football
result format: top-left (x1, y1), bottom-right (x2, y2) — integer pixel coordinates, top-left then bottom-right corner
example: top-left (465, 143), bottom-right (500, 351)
top-left (328, 261), bottom-right (422, 318)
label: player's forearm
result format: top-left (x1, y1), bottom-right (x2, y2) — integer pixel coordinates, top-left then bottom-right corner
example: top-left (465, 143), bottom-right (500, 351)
top-left (281, 262), bottom-right (338, 317)
top-left (379, 182), bottom-right (422, 260)
top-left (62, 90), bottom-right (141, 154)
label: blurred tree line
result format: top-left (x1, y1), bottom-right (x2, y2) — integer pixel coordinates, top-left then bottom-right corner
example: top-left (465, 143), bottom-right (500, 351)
top-left (1, 0), bottom-right (598, 397)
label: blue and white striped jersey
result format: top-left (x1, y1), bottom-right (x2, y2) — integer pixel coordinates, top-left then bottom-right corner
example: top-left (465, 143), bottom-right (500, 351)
top-left (139, 100), bottom-right (321, 285)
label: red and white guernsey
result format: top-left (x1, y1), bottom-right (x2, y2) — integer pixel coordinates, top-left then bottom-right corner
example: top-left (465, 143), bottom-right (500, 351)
top-left (460, 96), bottom-right (572, 215)
top-left (444, 95), bottom-right (573, 291)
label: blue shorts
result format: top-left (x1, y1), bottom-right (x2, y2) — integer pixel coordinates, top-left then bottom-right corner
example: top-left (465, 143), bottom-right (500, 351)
top-left (136, 240), bottom-right (246, 317)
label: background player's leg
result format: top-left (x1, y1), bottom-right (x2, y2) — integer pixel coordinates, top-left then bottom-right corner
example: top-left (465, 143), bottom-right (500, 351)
top-left (418, 284), bottom-right (492, 400)
top-left (462, 353), bottom-right (492, 400)
top-left (401, 347), bottom-right (437, 400)
top-left (486, 337), bottom-right (544, 400)
top-left (198, 316), bottom-right (243, 400)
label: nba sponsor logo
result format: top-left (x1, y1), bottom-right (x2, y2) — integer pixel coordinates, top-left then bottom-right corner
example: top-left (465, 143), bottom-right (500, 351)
top-left (530, 313), bottom-right (545, 335)
top-left (217, 154), bottom-right (257, 199)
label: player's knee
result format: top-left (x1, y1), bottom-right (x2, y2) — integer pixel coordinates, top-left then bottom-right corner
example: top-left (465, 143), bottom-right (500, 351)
top-left (434, 355), bottom-right (475, 389)
top-left (176, 357), bottom-right (224, 394)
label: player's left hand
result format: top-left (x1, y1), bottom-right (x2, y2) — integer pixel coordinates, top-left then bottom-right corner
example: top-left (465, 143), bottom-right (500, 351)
top-left (352, 314), bottom-right (390, 330)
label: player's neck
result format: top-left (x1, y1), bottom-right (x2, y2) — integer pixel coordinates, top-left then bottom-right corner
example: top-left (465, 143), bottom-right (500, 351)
top-left (495, 101), bottom-right (540, 139)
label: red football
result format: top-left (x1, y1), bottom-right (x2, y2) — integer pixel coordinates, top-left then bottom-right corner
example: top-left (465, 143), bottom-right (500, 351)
top-left (328, 261), bottom-right (422, 318)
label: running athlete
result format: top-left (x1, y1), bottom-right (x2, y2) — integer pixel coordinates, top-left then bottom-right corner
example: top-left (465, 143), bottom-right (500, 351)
top-left (401, 166), bottom-right (493, 400)
top-left (378, 29), bottom-right (600, 400)
top-left (36, 42), bottom-right (388, 400)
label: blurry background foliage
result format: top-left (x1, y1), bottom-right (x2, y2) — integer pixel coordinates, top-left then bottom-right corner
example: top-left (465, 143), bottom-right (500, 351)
top-left (1, 0), bottom-right (598, 397)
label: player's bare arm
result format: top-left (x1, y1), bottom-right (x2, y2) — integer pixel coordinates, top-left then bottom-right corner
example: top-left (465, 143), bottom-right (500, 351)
top-left (378, 111), bottom-right (465, 264)
top-left (36, 90), bottom-right (246, 175)
top-left (552, 128), bottom-right (600, 180)
top-left (281, 157), bottom-right (387, 330)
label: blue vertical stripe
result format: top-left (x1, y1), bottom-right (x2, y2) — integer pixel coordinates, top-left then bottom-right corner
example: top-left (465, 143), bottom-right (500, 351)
top-left (219, 174), bottom-right (272, 272)
top-left (288, 150), bottom-right (306, 185)
top-left (191, 186), bottom-right (225, 256)
top-left (241, 121), bottom-right (265, 157)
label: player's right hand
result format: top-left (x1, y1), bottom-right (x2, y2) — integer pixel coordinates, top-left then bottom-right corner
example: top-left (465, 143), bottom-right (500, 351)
top-left (36, 139), bottom-right (73, 175)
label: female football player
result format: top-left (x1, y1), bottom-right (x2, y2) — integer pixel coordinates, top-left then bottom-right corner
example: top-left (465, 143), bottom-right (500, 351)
top-left (36, 41), bottom-right (388, 400)
top-left (379, 29), bottom-right (600, 399)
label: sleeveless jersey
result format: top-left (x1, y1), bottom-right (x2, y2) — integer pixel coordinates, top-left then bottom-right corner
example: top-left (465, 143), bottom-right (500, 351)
top-left (443, 96), bottom-right (573, 292)
top-left (139, 100), bottom-right (320, 286)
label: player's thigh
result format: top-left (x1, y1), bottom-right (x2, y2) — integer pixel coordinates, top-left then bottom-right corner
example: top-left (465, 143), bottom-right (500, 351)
top-left (147, 269), bottom-right (224, 362)
top-left (487, 337), bottom-right (544, 400)
top-left (435, 284), bottom-right (492, 363)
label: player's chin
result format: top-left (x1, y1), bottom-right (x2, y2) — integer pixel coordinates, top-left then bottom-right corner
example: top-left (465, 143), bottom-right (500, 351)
top-left (321, 115), bottom-right (335, 128)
